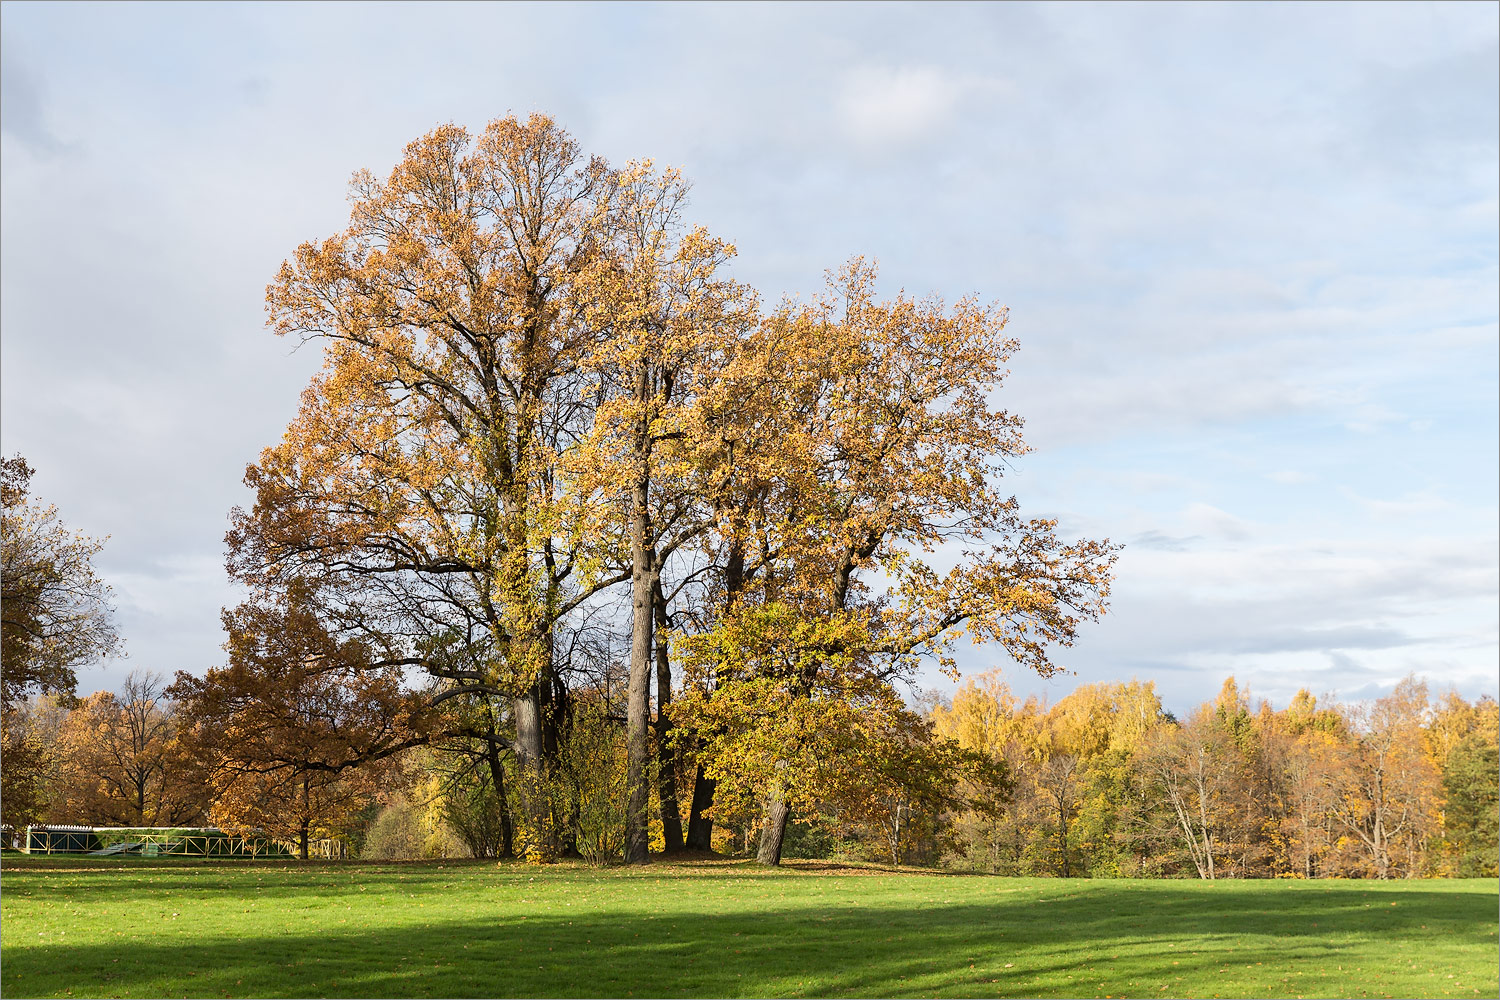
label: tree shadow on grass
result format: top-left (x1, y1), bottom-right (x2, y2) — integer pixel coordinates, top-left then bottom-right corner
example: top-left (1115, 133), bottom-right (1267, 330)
top-left (3, 878), bottom-right (1496, 998)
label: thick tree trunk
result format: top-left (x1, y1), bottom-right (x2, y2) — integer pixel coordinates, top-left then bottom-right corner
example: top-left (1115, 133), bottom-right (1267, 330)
top-left (757, 784), bottom-right (791, 865)
top-left (513, 691), bottom-right (543, 778)
top-left (654, 576), bottom-right (684, 852)
top-left (624, 435), bottom-right (655, 865)
top-left (685, 766), bottom-right (717, 851)
top-left (512, 688), bottom-right (546, 854)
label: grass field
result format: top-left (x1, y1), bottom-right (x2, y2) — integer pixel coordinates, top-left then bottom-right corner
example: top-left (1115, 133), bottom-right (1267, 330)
top-left (1, 854), bottom-right (1495, 999)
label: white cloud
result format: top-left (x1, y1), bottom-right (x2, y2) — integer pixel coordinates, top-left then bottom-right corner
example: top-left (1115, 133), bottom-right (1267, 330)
top-left (1179, 503), bottom-right (1254, 542)
top-left (837, 65), bottom-right (1005, 146)
top-left (1338, 488), bottom-right (1453, 519)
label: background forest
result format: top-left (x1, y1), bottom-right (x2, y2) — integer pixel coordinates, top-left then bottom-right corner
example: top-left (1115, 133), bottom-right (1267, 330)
top-left (5, 668), bottom-right (1495, 879)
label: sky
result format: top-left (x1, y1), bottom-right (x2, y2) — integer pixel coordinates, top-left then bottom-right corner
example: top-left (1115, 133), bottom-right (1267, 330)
top-left (2, 1), bottom-right (1496, 715)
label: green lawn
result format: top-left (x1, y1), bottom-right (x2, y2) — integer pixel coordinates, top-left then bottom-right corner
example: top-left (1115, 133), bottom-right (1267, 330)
top-left (1, 854), bottom-right (1495, 999)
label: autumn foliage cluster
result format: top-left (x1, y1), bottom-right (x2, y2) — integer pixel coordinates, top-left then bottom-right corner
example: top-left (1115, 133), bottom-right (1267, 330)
top-left (920, 673), bottom-right (1497, 878)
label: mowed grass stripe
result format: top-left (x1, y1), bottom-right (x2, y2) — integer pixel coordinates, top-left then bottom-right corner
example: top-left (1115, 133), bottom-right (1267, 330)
top-left (1, 856), bottom-right (1494, 999)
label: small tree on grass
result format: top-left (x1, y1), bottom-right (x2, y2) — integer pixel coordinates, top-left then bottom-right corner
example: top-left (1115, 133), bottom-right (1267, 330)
top-left (821, 702), bottom-right (976, 867)
top-left (171, 584), bottom-right (435, 858)
top-left (553, 702), bottom-right (631, 865)
top-left (675, 606), bottom-right (979, 866)
top-left (430, 749), bottom-right (514, 859)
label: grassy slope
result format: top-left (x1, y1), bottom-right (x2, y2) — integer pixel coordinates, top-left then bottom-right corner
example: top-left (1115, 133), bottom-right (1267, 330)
top-left (0, 855), bottom-right (1494, 999)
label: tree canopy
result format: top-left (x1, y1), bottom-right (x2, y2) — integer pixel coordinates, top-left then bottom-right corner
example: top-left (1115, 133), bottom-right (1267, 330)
top-left (1, 454), bottom-right (120, 709)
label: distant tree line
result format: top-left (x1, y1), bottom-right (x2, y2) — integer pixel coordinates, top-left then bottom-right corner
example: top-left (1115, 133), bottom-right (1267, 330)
top-left (7, 664), bottom-right (1494, 878)
top-left (924, 673), bottom-right (1495, 878)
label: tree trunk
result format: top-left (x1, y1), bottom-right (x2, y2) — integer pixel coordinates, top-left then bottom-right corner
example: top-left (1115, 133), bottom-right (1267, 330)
top-left (513, 690), bottom-right (543, 780)
top-left (685, 766), bottom-right (717, 851)
top-left (653, 576), bottom-right (684, 853)
top-left (887, 803), bottom-right (903, 866)
top-left (757, 783), bottom-right (791, 865)
top-left (1194, 755), bottom-right (1216, 881)
top-left (624, 432), bottom-right (655, 865)
top-left (299, 776), bottom-right (311, 860)
top-left (1059, 800), bottom-right (1070, 878)
top-left (512, 688), bottom-right (547, 854)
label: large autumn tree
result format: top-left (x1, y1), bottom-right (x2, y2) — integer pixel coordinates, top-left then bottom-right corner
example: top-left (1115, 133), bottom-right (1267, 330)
top-left (672, 263), bottom-right (1118, 863)
top-left (567, 162), bottom-right (749, 861)
top-left (236, 115), bottom-right (643, 854)
top-left (237, 115), bottom-right (1116, 865)
top-left (1426, 692), bottom-right (1499, 876)
top-left (1329, 677), bottom-right (1442, 879)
